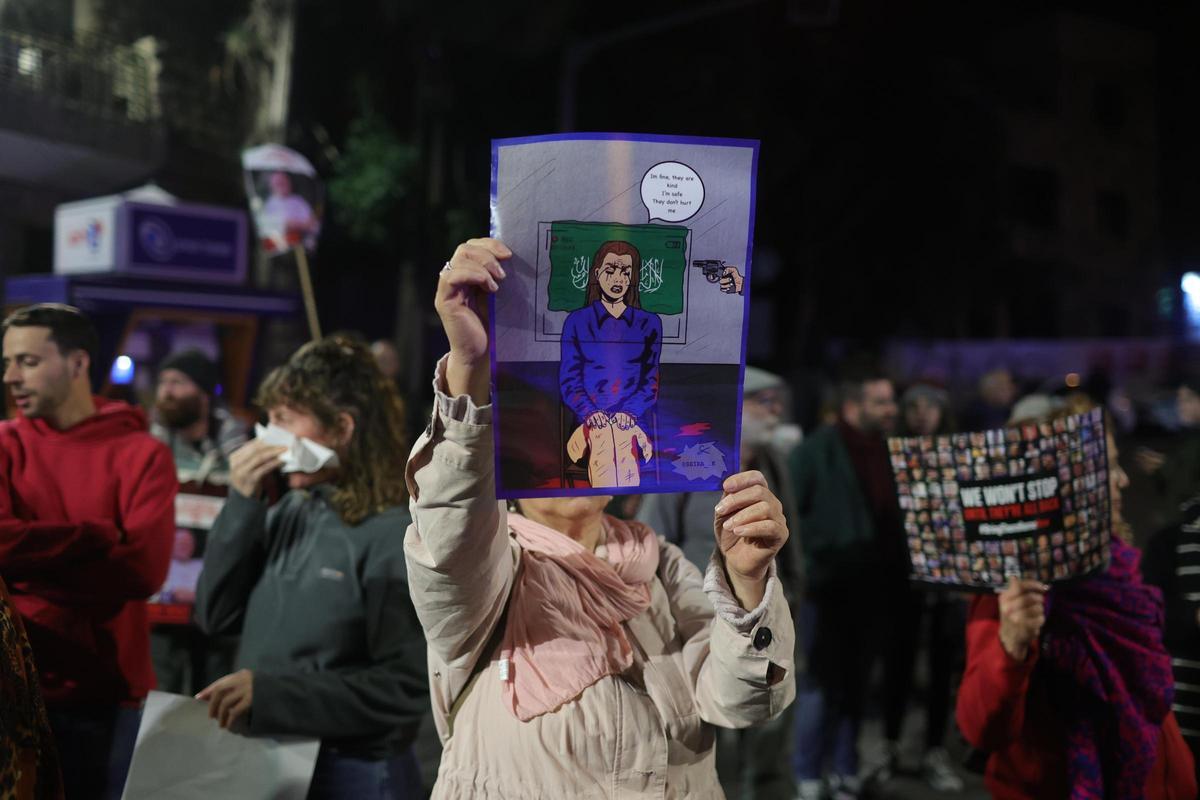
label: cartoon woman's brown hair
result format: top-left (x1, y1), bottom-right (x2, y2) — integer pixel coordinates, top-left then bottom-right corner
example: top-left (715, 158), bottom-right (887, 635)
top-left (585, 240), bottom-right (642, 308)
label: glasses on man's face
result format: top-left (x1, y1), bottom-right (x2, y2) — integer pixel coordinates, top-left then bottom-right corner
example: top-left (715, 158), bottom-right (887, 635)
top-left (746, 390), bottom-right (783, 412)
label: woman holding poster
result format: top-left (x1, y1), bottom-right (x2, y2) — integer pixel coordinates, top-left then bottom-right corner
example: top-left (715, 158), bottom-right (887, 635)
top-left (407, 237), bottom-right (794, 799)
top-left (956, 400), bottom-right (1196, 799)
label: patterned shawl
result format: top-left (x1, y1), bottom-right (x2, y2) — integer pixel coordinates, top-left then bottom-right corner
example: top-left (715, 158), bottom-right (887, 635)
top-left (1042, 538), bottom-right (1174, 799)
top-left (0, 578), bottom-right (61, 800)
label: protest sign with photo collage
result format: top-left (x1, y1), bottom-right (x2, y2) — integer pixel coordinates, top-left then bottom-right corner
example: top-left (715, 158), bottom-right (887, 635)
top-left (888, 407), bottom-right (1111, 590)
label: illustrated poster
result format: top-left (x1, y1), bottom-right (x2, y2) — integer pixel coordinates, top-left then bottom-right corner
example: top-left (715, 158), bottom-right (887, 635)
top-left (888, 408), bottom-right (1112, 590)
top-left (489, 133), bottom-right (758, 498)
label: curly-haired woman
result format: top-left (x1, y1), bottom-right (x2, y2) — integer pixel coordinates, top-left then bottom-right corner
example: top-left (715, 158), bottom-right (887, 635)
top-left (194, 336), bottom-right (427, 800)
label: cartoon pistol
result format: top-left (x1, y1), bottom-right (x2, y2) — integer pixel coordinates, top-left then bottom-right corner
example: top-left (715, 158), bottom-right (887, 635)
top-left (692, 260), bottom-right (726, 283)
top-left (692, 259), bottom-right (744, 295)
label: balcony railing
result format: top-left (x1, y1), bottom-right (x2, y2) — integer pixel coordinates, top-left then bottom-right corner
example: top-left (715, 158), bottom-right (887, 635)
top-left (0, 30), bottom-right (161, 125)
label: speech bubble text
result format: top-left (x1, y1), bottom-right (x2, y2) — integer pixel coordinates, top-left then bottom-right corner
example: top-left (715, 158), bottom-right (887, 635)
top-left (641, 161), bottom-right (704, 223)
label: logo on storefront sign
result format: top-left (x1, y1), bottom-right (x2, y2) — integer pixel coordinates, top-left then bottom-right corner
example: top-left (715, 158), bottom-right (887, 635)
top-left (138, 217), bottom-right (176, 261)
top-left (67, 219), bottom-right (104, 253)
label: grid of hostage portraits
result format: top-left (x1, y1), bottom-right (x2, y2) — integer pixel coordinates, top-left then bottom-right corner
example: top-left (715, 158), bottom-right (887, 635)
top-left (888, 407), bottom-right (1112, 590)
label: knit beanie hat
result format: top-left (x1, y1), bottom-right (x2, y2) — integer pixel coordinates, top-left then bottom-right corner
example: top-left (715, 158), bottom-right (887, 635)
top-left (160, 349), bottom-right (219, 396)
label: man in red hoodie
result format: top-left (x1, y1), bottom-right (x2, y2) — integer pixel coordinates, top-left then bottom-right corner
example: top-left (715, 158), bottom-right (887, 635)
top-left (1, 304), bottom-right (176, 800)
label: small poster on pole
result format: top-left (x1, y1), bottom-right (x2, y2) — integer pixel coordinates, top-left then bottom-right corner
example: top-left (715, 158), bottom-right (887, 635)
top-left (242, 144), bottom-right (324, 339)
top-left (242, 144), bottom-right (323, 256)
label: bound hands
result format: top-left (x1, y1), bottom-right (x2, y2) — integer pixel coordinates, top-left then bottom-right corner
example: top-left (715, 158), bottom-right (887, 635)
top-left (436, 238), bottom-right (511, 403)
top-left (997, 577), bottom-right (1048, 662)
top-left (585, 411), bottom-right (637, 431)
top-left (714, 470), bottom-right (789, 610)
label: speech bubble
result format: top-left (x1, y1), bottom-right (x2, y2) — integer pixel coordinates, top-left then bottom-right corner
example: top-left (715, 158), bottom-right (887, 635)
top-left (641, 161), bottom-right (704, 223)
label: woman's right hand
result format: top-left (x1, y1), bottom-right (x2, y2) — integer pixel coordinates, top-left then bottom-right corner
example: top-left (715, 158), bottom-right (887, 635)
top-left (997, 577), bottom-right (1048, 662)
top-left (229, 440), bottom-right (288, 499)
top-left (436, 238), bottom-right (510, 402)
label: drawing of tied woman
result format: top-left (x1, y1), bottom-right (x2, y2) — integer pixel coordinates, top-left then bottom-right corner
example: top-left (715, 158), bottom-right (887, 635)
top-left (559, 240), bottom-right (662, 488)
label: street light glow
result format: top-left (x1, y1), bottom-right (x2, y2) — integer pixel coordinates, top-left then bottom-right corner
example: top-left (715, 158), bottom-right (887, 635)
top-left (1184, 272), bottom-right (1200, 311)
top-left (110, 355), bottom-right (135, 385)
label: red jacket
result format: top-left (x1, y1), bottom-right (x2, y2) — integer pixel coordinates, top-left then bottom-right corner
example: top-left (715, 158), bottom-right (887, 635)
top-left (956, 594), bottom-right (1197, 800)
top-left (0, 398), bottom-right (176, 707)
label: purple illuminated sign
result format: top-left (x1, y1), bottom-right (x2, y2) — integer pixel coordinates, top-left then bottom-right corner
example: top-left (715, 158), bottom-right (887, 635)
top-left (122, 202), bottom-right (247, 283)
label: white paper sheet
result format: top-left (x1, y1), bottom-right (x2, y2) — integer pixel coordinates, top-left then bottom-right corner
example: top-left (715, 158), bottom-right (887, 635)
top-left (121, 691), bottom-right (320, 800)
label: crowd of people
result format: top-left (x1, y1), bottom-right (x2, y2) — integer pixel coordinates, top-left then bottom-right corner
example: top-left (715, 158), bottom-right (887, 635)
top-left (1, 238), bottom-right (1199, 800)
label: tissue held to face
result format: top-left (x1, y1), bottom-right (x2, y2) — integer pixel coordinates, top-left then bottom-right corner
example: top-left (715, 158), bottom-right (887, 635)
top-left (268, 404), bottom-right (344, 489)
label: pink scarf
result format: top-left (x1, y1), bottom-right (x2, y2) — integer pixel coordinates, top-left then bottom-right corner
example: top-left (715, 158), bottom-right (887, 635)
top-left (500, 513), bottom-right (660, 721)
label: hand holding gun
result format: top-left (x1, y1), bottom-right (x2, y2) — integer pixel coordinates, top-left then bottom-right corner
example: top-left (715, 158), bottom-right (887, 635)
top-left (692, 260), bottom-right (744, 295)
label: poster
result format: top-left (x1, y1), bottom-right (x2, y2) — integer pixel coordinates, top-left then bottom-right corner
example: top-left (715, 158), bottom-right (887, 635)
top-left (489, 133), bottom-right (758, 498)
top-left (241, 144), bottom-right (323, 256)
top-left (888, 408), bottom-right (1112, 590)
top-left (148, 490), bottom-right (226, 625)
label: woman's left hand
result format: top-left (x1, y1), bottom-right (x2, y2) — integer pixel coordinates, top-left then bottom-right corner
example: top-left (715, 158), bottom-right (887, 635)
top-left (197, 669), bottom-right (254, 729)
top-left (714, 470), bottom-right (789, 609)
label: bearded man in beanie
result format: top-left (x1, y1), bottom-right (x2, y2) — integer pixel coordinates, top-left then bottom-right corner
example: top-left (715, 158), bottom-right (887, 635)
top-left (149, 349), bottom-right (247, 696)
top-left (152, 349), bottom-right (247, 482)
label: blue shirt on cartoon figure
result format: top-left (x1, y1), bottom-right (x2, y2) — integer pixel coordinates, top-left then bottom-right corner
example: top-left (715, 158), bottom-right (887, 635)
top-left (559, 241), bottom-right (662, 428)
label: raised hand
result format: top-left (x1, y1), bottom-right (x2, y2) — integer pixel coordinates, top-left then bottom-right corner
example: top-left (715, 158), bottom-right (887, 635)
top-left (436, 238), bottom-right (510, 402)
top-left (714, 470), bottom-right (789, 610)
top-left (997, 577), bottom-right (1048, 662)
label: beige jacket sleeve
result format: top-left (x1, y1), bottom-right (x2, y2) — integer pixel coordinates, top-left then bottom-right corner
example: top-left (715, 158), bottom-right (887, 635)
top-left (404, 357), bottom-right (518, 737)
top-left (658, 540), bottom-right (796, 729)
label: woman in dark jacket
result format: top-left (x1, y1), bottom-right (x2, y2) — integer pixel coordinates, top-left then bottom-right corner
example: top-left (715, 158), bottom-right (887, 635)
top-left (194, 336), bottom-right (427, 800)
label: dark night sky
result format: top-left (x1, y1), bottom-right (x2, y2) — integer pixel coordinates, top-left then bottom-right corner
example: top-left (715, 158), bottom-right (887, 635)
top-left (284, 0), bottom-right (1200, 367)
